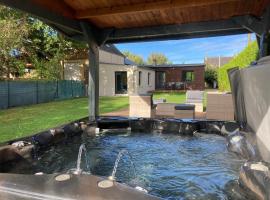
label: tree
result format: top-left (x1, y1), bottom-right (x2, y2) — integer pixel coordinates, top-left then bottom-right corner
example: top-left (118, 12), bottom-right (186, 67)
top-left (0, 5), bottom-right (86, 80)
top-left (147, 53), bottom-right (171, 65)
top-left (0, 6), bottom-right (29, 79)
top-left (26, 18), bottom-right (86, 79)
top-left (123, 51), bottom-right (145, 65)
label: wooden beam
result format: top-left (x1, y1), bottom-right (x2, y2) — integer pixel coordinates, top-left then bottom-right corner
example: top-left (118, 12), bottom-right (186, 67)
top-left (0, 0), bottom-right (83, 34)
top-left (80, 22), bottom-right (100, 121)
top-left (233, 15), bottom-right (265, 37)
top-left (76, 0), bottom-right (239, 19)
top-left (105, 18), bottom-right (249, 43)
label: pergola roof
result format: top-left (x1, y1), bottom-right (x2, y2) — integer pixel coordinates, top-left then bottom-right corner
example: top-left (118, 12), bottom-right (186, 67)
top-left (36, 0), bottom-right (269, 29)
top-left (1, 0), bottom-right (270, 44)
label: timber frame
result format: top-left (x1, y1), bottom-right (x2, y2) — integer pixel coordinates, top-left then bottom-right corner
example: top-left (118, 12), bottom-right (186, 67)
top-left (1, 0), bottom-right (270, 44)
top-left (1, 0), bottom-right (270, 120)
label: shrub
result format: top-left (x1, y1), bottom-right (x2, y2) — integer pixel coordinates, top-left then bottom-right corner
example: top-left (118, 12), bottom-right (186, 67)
top-left (218, 41), bottom-right (259, 91)
top-left (205, 67), bottom-right (218, 88)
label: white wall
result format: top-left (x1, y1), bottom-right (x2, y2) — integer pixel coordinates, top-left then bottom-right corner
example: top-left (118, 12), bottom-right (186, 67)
top-left (99, 65), bottom-right (155, 96)
top-left (99, 49), bottom-right (124, 65)
top-left (99, 64), bottom-right (135, 96)
top-left (64, 60), bottom-right (156, 96)
top-left (134, 66), bottom-right (155, 95)
top-left (63, 60), bottom-right (84, 81)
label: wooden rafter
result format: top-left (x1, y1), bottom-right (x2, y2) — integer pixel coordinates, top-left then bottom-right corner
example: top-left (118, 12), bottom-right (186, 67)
top-left (76, 0), bottom-right (240, 19)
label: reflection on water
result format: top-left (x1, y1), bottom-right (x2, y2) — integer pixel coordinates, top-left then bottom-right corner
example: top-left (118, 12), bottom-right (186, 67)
top-left (16, 133), bottom-right (247, 200)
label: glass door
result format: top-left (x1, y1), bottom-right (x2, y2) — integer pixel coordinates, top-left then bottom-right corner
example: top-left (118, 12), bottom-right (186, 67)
top-left (115, 71), bottom-right (127, 94)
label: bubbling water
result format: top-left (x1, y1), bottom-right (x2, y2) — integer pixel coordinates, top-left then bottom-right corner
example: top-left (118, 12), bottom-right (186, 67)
top-left (20, 132), bottom-right (246, 200)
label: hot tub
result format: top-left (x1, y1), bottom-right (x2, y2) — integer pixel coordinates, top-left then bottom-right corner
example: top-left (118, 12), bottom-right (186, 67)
top-left (0, 117), bottom-right (263, 200)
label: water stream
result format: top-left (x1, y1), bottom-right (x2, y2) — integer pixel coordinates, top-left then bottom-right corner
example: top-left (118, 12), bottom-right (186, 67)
top-left (70, 144), bottom-right (90, 175)
top-left (111, 149), bottom-right (137, 181)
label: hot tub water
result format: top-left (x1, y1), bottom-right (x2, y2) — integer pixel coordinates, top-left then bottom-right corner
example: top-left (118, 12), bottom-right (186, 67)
top-left (9, 132), bottom-right (247, 200)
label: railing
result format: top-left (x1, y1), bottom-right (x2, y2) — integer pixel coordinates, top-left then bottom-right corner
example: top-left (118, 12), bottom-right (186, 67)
top-left (156, 82), bottom-right (187, 90)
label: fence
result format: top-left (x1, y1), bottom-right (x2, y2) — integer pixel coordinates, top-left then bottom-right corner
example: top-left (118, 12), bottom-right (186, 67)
top-left (0, 80), bottom-right (86, 109)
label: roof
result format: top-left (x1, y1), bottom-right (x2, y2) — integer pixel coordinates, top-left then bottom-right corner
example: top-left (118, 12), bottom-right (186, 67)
top-left (101, 44), bottom-right (124, 57)
top-left (66, 44), bottom-right (124, 60)
top-left (124, 58), bottom-right (136, 65)
top-left (204, 56), bottom-right (233, 68)
top-left (143, 63), bottom-right (205, 69)
top-left (2, 1), bottom-right (270, 43)
top-left (15, 0), bottom-right (269, 29)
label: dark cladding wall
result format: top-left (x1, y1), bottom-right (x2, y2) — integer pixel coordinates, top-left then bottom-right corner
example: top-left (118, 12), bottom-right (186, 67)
top-left (156, 66), bottom-right (205, 90)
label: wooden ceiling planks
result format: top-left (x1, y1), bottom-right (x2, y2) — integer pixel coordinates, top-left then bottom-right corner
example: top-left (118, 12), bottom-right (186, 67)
top-left (86, 0), bottom-right (269, 28)
top-left (33, 0), bottom-right (270, 29)
top-left (32, 0), bottom-right (75, 18)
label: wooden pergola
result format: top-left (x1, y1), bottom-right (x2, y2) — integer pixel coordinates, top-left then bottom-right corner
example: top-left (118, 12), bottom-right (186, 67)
top-left (1, 0), bottom-right (270, 120)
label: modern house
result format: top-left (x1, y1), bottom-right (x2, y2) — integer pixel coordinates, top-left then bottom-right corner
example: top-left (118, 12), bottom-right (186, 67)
top-left (64, 44), bottom-right (155, 96)
top-left (145, 64), bottom-right (205, 90)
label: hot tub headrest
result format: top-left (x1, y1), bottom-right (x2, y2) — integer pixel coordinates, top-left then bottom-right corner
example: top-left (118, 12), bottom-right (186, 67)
top-left (175, 104), bottom-right (195, 110)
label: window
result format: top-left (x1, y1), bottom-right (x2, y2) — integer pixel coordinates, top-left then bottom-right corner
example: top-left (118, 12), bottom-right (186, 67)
top-left (148, 72), bottom-right (151, 85)
top-left (156, 71), bottom-right (166, 89)
top-left (182, 71), bottom-right (195, 82)
top-left (139, 71), bottom-right (142, 86)
top-left (115, 71), bottom-right (127, 94)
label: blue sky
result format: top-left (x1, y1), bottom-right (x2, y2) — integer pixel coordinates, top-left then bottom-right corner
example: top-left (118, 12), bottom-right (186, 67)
top-left (116, 34), bottom-right (255, 64)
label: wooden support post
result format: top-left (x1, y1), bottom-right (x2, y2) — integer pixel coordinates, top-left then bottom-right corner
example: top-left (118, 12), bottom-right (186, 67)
top-left (80, 22), bottom-right (100, 121)
top-left (259, 33), bottom-right (266, 58)
top-left (260, 6), bottom-right (270, 58)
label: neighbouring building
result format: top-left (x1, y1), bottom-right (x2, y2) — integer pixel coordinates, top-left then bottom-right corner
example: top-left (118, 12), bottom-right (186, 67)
top-left (64, 44), bottom-right (155, 96)
top-left (145, 64), bottom-right (205, 90)
top-left (204, 56), bottom-right (233, 68)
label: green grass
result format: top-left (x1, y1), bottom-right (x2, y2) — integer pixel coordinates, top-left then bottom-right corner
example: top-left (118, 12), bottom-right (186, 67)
top-left (0, 91), bottom-right (211, 143)
top-left (153, 92), bottom-right (186, 103)
top-left (153, 91), bottom-right (208, 109)
top-left (0, 96), bottom-right (128, 143)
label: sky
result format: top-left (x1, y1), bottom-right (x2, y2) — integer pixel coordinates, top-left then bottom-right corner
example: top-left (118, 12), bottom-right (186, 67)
top-left (116, 34), bottom-right (255, 64)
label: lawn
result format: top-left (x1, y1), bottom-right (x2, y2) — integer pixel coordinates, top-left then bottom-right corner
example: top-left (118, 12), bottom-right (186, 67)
top-left (153, 92), bottom-right (186, 103)
top-left (153, 91), bottom-right (207, 109)
top-left (0, 91), bottom-right (209, 143)
top-left (0, 96), bottom-right (128, 143)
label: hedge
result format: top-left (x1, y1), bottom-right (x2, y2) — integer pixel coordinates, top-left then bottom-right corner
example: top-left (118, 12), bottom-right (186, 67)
top-left (218, 41), bottom-right (259, 91)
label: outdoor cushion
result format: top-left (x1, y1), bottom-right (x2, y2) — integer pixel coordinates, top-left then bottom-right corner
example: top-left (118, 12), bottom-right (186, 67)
top-left (175, 104), bottom-right (195, 110)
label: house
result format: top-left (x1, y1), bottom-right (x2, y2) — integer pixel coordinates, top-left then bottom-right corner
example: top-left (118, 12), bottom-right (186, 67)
top-left (145, 64), bottom-right (205, 90)
top-left (64, 44), bottom-right (155, 96)
top-left (204, 56), bottom-right (233, 68)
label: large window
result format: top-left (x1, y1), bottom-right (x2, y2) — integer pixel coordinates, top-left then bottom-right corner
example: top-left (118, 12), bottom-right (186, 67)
top-left (182, 71), bottom-right (195, 82)
top-left (156, 71), bottom-right (166, 89)
top-left (139, 71), bottom-right (142, 86)
top-left (115, 71), bottom-right (127, 94)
